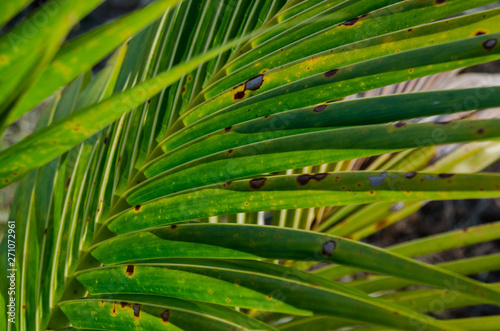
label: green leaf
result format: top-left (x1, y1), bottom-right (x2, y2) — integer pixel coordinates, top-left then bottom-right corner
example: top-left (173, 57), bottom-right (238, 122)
top-left (4, 0), bottom-right (183, 126)
top-left (0, 0), bottom-right (33, 27)
top-left (201, 1), bottom-right (500, 102)
top-left (123, 120), bottom-right (500, 208)
top-left (0, 35), bottom-right (247, 189)
top-left (88, 223), bottom-right (500, 308)
top-left (60, 295), bottom-right (275, 331)
top-left (355, 253), bottom-right (500, 295)
top-left (314, 220), bottom-right (500, 280)
top-left (74, 260), bottom-right (459, 331)
top-left (0, 0), bottom-right (104, 118)
top-left (157, 32), bottom-right (500, 155)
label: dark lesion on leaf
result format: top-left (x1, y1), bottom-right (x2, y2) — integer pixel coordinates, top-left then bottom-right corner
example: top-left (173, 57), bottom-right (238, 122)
top-left (324, 69), bottom-right (339, 78)
top-left (233, 74), bottom-right (265, 100)
top-left (313, 104), bottom-right (327, 113)
top-left (483, 38), bottom-right (498, 50)
top-left (341, 17), bottom-right (359, 26)
top-left (160, 309), bottom-right (170, 323)
top-left (404, 171), bottom-right (417, 179)
top-left (438, 173), bottom-right (454, 179)
top-left (245, 74), bottom-right (264, 91)
top-left (322, 240), bottom-right (337, 258)
top-left (234, 91), bottom-right (245, 100)
top-left (297, 173), bottom-right (329, 186)
top-left (126, 265), bottom-right (135, 277)
top-left (249, 177), bottom-right (267, 190)
top-left (340, 13), bottom-right (368, 27)
top-left (133, 304), bottom-right (141, 317)
top-left (327, 99), bottom-right (342, 103)
top-left (394, 121), bottom-right (406, 128)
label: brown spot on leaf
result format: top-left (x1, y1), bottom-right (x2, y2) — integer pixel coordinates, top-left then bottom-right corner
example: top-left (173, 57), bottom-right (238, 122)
top-left (297, 174), bottom-right (312, 186)
top-left (477, 128), bottom-right (485, 134)
top-left (438, 173), bottom-right (454, 179)
top-left (133, 304), bottom-right (141, 317)
top-left (104, 137), bottom-right (109, 145)
top-left (65, 178), bottom-right (71, 188)
top-left (234, 91), bottom-right (245, 100)
top-left (314, 173), bottom-right (328, 181)
top-left (126, 265), bottom-right (134, 277)
top-left (249, 178), bottom-right (267, 190)
top-left (395, 121), bottom-right (406, 128)
top-left (120, 302), bottom-right (128, 308)
top-left (171, 224), bottom-right (177, 230)
top-left (134, 205), bottom-right (141, 211)
top-left (224, 126), bottom-right (232, 132)
top-left (476, 31), bottom-right (486, 36)
top-left (297, 173), bottom-right (328, 185)
top-left (324, 69), bottom-right (339, 78)
top-left (313, 104), bottom-right (327, 113)
top-left (435, 0), bottom-right (446, 4)
top-left (483, 38), bottom-right (498, 50)
top-left (322, 240), bottom-right (337, 258)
